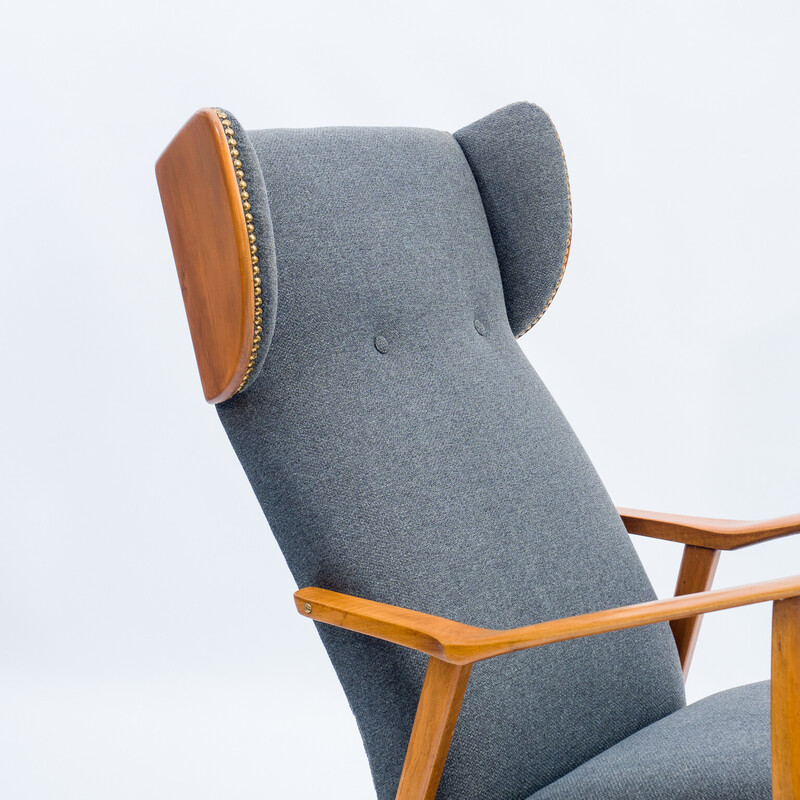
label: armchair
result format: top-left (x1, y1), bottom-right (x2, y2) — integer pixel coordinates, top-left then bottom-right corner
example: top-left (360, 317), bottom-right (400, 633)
top-left (157, 102), bottom-right (800, 799)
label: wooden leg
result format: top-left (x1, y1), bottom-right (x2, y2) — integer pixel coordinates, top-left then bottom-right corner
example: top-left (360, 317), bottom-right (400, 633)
top-left (670, 544), bottom-right (720, 678)
top-left (772, 596), bottom-right (800, 799)
top-left (395, 657), bottom-right (472, 800)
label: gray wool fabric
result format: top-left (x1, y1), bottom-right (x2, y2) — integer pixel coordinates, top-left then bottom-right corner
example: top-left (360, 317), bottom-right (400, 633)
top-left (454, 103), bottom-right (572, 337)
top-left (214, 106), bottom-right (691, 800)
top-left (529, 681), bottom-right (772, 800)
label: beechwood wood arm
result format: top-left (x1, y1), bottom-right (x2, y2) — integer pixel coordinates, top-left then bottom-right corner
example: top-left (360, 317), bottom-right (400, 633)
top-left (296, 578), bottom-right (800, 800)
top-left (619, 507), bottom-right (800, 677)
top-left (618, 508), bottom-right (800, 550)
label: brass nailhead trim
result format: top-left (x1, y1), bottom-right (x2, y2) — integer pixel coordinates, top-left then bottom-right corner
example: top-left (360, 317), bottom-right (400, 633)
top-left (515, 114), bottom-right (573, 338)
top-left (215, 109), bottom-right (263, 393)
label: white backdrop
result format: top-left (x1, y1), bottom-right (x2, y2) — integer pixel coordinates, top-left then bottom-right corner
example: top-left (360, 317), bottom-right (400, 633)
top-left (2, 1), bottom-right (798, 797)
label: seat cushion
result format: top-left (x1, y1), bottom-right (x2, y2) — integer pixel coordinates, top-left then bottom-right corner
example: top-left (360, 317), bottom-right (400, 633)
top-left (529, 681), bottom-right (771, 800)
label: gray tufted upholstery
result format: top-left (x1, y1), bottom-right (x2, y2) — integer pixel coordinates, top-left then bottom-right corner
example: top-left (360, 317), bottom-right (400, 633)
top-left (211, 103), bottom-right (767, 799)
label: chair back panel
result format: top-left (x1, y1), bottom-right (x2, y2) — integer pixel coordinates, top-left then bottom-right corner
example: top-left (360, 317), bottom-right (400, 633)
top-left (216, 113), bottom-right (685, 800)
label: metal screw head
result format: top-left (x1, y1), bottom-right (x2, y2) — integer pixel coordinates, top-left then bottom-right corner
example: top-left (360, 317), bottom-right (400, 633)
top-left (303, 602), bottom-right (313, 614)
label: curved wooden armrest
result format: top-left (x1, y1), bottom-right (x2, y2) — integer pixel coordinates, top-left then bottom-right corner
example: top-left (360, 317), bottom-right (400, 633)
top-left (294, 588), bottom-right (480, 662)
top-left (618, 507), bottom-right (800, 550)
top-left (296, 574), bottom-right (800, 666)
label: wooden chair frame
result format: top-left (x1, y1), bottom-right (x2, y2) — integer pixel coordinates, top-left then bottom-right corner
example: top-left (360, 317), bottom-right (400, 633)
top-left (296, 511), bottom-right (800, 800)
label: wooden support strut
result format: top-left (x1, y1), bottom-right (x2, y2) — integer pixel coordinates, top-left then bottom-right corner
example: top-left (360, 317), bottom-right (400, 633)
top-left (772, 596), bottom-right (800, 799)
top-left (670, 545), bottom-right (721, 678)
top-left (395, 658), bottom-right (472, 800)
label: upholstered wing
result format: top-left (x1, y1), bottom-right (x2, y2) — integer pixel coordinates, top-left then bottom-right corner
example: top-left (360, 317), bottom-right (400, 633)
top-left (213, 104), bottom-right (685, 800)
top-left (454, 103), bottom-right (572, 337)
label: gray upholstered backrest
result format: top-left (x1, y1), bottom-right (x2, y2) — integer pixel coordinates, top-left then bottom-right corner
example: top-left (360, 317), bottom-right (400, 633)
top-left (216, 103), bottom-right (685, 800)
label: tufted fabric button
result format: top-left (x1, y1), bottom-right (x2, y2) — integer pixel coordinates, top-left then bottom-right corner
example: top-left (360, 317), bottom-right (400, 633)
top-left (374, 335), bottom-right (389, 353)
top-left (474, 319), bottom-right (487, 336)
